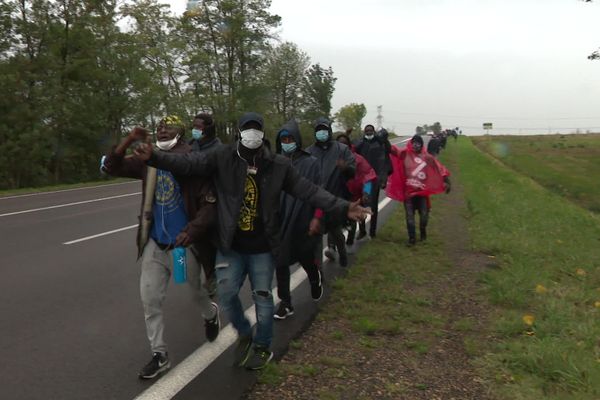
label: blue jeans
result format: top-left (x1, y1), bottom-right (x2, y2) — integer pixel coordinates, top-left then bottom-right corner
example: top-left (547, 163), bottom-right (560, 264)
top-left (215, 249), bottom-right (275, 348)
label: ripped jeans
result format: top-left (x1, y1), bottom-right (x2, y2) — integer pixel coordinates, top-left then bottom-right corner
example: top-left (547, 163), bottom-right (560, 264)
top-left (215, 249), bottom-right (274, 348)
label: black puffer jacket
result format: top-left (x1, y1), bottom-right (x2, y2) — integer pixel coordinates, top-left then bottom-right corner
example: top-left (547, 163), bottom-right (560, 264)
top-left (147, 142), bottom-right (349, 260)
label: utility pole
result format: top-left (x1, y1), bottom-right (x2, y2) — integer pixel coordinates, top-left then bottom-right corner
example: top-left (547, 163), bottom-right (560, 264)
top-left (376, 105), bottom-right (383, 130)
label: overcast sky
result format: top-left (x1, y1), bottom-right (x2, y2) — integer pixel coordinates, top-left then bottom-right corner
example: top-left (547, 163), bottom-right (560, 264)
top-left (166, 0), bottom-right (600, 135)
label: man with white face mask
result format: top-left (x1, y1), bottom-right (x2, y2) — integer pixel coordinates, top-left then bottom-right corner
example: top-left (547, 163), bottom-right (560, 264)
top-left (101, 115), bottom-right (220, 379)
top-left (133, 112), bottom-right (371, 371)
top-left (354, 124), bottom-right (387, 240)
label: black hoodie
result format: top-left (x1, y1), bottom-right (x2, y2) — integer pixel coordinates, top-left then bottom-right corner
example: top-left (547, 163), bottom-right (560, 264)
top-left (275, 119), bottom-right (322, 265)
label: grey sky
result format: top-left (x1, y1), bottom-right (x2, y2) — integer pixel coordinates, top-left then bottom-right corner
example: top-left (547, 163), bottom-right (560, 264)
top-left (166, 0), bottom-right (600, 135)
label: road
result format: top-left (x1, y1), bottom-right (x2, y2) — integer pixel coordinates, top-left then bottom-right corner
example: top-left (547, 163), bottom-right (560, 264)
top-left (0, 136), bottom-right (411, 400)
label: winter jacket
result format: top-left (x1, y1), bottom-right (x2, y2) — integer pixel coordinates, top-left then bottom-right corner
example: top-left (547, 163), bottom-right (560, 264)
top-left (355, 135), bottom-right (387, 184)
top-left (306, 118), bottom-right (356, 199)
top-left (103, 142), bottom-right (217, 257)
top-left (146, 142), bottom-right (350, 260)
top-left (346, 147), bottom-right (377, 202)
top-left (275, 119), bottom-right (322, 266)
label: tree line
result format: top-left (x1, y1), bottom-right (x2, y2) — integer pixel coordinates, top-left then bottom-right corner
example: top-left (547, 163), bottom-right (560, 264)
top-left (0, 0), bottom-right (336, 189)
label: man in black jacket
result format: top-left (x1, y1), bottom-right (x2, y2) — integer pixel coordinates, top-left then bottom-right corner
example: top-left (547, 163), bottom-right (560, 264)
top-left (307, 117), bottom-right (356, 267)
top-left (188, 113), bottom-right (221, 296)
top-left (133, 112), bottom-right (369, 370)
top-left (355, 124), bottom-right (387, 239)
top-left (273, 119), bottom-right (324, 320)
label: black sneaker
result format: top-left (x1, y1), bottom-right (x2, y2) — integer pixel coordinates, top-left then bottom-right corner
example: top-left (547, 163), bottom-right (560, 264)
top-left (310, 270), bottom-right (323, 301)
top-left (138, 352), bottom-right (170, 379)
top-left (245, 346), bottom-right (274, 370)
top-left (420, 230), bottom-right (427, 241)
top-left (233, 334), bottom-right (253, 367)
top-left (204, 303), bottom-right (220, 342)
top-left (273, 303), bottom-right (294, 320)
top-left (324, 247), bottom-right (336, 261)
top-left (356, 230), bottom-right (367, 241)
top-left (407, 237), bottom-right (416, 247)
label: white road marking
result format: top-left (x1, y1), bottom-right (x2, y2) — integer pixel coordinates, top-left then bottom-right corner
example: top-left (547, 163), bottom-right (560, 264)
top-left (63, 224), bottom-right (138, 245)
top-left (133, 196), bottom-right (395, 400)
top-left (0, 180), bottom-right (138, 200)
top-left (0, 192), bottom-right (141, 218)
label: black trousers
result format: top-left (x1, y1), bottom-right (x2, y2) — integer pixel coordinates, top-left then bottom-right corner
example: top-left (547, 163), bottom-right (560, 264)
top-left (403, 196), bottom-right (429, 240)
top-left (359, 183), bottom-right (381, 236)
top-left (275, 236), bottom-right (321, 305)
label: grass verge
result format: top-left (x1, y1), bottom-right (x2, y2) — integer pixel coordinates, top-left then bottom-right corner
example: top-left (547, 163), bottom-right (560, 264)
top-left (447, 138), bottom-right (600, 400)
top-left (472, 134), bottom-right (600, 213)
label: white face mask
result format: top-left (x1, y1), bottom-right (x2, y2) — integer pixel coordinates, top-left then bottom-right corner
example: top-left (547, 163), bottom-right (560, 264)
top-left (156, 134), bottom-right (180, 151)
top-left (240, 128), bottom-right (264, 149)
top-left (365, 133), bottom-right (375, 140)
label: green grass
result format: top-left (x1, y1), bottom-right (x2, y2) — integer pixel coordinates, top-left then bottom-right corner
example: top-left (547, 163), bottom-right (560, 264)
top-left (445, 138), bottom-right (600, 399)
top-left (0, 177), bottom-right (134, 197)
top-left (472, 134), bottom-right (600, 213)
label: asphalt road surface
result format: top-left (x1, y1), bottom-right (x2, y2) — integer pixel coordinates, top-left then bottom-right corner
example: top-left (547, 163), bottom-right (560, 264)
top-left (0, 136), bottom-right (412, 400)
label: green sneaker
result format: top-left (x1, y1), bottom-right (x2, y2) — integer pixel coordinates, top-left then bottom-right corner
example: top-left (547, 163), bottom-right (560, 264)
top-left (233, 334), bottom-right (253, 367)
top-left (245, 346), bottom-right (273, 370)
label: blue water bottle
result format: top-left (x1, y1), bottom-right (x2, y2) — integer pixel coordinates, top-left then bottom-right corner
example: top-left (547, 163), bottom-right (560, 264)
top-left (172, 246), bottom-right (187, 284)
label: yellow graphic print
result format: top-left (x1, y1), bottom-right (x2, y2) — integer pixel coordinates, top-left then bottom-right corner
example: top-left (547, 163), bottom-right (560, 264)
top-left (238, 175), bottom-right (259, 231)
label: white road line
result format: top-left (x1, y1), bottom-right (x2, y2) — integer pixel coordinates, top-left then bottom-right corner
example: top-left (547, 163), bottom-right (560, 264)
top-left (0, 180), bottom-right (138, 200)
top-left (0, 192), bottom-right (141, 218)
top-left (63, 224), bottom-right (138, 245)
top-left (133, 196), bottom-right (395, 400)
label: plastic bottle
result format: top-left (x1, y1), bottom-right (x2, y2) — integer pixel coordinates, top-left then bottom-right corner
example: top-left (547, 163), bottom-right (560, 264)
top-left (172, 246), bottom-right (187, 284)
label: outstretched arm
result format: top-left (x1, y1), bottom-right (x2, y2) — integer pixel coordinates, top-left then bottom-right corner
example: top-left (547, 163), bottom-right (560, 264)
top-left (134, 143), bottom-right (217, 176)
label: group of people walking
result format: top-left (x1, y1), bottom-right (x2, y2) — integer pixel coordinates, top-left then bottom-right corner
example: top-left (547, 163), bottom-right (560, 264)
top-left (100, 112), bottom-right (450, 378)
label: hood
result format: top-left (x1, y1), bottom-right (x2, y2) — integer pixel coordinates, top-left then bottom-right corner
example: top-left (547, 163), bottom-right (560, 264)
top-left (378, 128), bottom-right (389, 140)
top-left (313, 117), bottom-right (333, 143)
top-left (275, 119), bottom-right (302, 153)
top-left (407, 134), bottom-right (424, 154)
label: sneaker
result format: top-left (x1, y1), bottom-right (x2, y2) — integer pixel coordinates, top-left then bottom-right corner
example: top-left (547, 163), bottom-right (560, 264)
top-left (273, 303), bottom-right (294, 320)
top-left (245, 346), bottom-right (274, 370)
top-left (233, 334), bottom-right (253, 367)
top-left (310, 270), bottom-right (323, 301)
top-left (324, 247), bottom-right (336, 261)
top-left (138, 352), bottom-right (170, 379)
top-left (420, 230), bottom-right (427, 241)
top-left (204, 303), bottom-right (220, 342)
top-left (356, 230), bottom-right (367, 241)
top-left (407, 237), bottom-right (416, 247)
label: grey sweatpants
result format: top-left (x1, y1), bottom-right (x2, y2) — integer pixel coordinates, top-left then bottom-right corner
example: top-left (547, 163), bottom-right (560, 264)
top-left (140, 238), bottom-right (216, 354)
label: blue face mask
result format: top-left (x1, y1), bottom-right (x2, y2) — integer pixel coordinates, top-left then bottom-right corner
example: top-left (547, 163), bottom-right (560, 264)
top-left (191, 128), bottom-right (203, 140)
top-left (315, 130), bottom-right (329, 142)
top-left (281, 142), bottom-right (297, 154)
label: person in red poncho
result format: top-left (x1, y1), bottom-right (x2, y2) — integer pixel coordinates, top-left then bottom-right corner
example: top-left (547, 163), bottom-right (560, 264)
top-left (336, 134), bottom-right (377, 247)
top-left (386, 135), bottom-right (451, 246)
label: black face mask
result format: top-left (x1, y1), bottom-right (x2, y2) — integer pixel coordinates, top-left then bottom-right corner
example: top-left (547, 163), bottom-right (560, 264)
top-left (413, 143), bottom-right (422, 153)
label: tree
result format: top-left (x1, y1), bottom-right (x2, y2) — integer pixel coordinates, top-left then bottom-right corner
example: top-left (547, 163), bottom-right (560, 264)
top-left (301, 63), bottom-right (337, 122)
top-left (263, 42), bottom-right (310, 127)
top-left (334, 103), bottom-right (367, 134)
